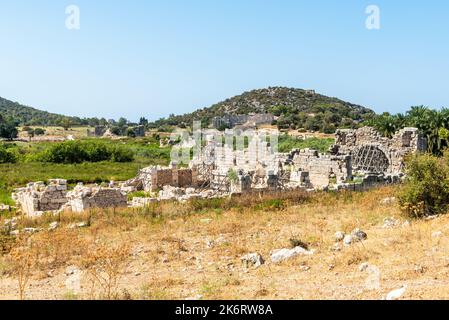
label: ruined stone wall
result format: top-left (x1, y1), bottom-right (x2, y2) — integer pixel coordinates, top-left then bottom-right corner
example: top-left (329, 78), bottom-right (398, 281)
top-left (67, 184), bottom-right (127, 213)
top-left (333, 127), bottom-right (426, 174)
top-left (124, 166), bottom-right (197, 192)
top-left (154, 169), bottom-right (174, 189)
top-left (177, 169), bottom-right (194, 187)
top-left (292, 150), bottom-right (352, 188)
top-left (12, 179), bottom-right (68, 217)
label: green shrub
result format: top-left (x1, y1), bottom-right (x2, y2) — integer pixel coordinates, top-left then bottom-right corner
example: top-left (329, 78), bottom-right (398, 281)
top-left (34, 128), bottom-right (46, 136)
top-left (34, 140), bottom-right (134, 164)
top-left (0, 144), bottom-right (18, 164)
top-left (110, 145), bottom-right (134, 162)
top-left (398, 153), bottom-right (449, 218)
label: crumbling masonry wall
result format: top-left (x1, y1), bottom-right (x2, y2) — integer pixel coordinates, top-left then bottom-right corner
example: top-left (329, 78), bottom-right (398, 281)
top-left (66, 184), bottom-right (128, 213)
top-left (12, 180), bottom-right (68, 217)
top-left (292, 149), bottom-right (352, 188)
top-left (125, 166), bottom-right (198, 192)
top-left (333, 127), bottom-right (427, 173)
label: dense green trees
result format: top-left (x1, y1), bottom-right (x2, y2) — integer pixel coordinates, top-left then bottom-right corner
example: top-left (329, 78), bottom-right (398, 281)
top-left (0, 115), bottom-right (18, 140)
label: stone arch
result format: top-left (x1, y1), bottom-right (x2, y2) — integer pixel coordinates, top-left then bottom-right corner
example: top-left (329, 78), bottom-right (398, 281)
top-left (351, 145), bottom-right (390, 173)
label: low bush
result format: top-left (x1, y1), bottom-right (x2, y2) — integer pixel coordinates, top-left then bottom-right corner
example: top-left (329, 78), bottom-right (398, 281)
top-left (33, 141), bottom-right (134, 164)
top-left (0, 144), bottom-right (18, 164)
top-left (398, 153), bottom-right (449, 218)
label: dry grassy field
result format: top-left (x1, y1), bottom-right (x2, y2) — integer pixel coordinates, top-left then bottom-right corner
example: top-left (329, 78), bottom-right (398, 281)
top-left (1, 186), bottom-right (448, 300)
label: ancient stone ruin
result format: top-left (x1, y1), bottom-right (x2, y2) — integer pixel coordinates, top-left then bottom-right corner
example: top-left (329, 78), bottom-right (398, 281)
top-left (87, 125), bottom-right (146, 138)
top-left (65, 184), bottom-right (128, 213)
top-left (12, 180), bottom-right (68, 217)
top-left (13, 180), bottom-right (128, 217)
top-left (331, 127), bottom-right (427, 174)
top-left (12, 126), bottom-right (426, 217)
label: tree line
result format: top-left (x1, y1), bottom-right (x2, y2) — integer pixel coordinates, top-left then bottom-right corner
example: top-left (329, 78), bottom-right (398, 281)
top-left (365, 105), bottom-right (449, 155)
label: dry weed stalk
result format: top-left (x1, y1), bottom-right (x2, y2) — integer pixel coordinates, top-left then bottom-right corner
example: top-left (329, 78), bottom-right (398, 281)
top-left (8, 235), bottom-right (39, 300)
top-left (81, 242), bottom-right (130, 299)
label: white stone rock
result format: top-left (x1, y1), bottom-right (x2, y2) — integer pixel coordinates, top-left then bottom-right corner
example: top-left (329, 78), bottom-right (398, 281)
top-left (241, 253), bottom-right (265, 268)
top-left (402, 220), bottom-right (411, 227)
top-left (335, 231), bottom-right (345, 242)
top-left (48, 222), bottom-right (59, 231)
top-left (386, 286), bottom-right (406, 300)
top-left (352, 228), bottom-right (367, 241)
top-left (359, 262), bottom-right (370, 272)
top-left (432, 231), bottom-right (443, 238)
top-left (270, 246), bottom-right (314, 263)
top-left (65, 265), bottom-right (80, 276)
top-left (0, 204), bottom-right (11, 211)
top-left (383, 217), bottom-right (400, 229)
top-left (380, 197), bottom-right (396, 205)
top-left (24, 227), bottom-right (41, 234)
top-left (343, 235), bottom-right (354, 246)
top-left (330, 243), bottom-right (341, 251)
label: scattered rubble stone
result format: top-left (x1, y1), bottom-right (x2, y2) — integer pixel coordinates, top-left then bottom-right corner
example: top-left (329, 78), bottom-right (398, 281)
top-left (335, 231), bottom-right (345, 242)
top-left (359, 262), bottom-right (370, 272)
top-left (343, 229), bottom-right (367, 246)
top-left (383, 217), bottom-right (400, 229)
top-left (68, 222), bottom-right (88, 229)
top-left (241, 253), bottom-right (265, 268)
top-left (48, 222), bottom-right (59, 231)
top-left (343, 235), bottom-right (354, 246)
top-left (386, 286), bottom-right (406, 300)
top-left (0, 204), bottom-right (11, 211)
top-left (65, 265), bottom-right (80, 276)
top-left (380, 197), bottom-right (397, 205)
top-left (330, 243), bottom-right (341, 252)
top-left (130, 197), bottom-right (157, 208)
top-left (24, 227), bottom-right (41, 234)
top-left (352, 229), bottom-right (368, 241)
top-left (402, 220), bottom-right (411, 227)
top-left (270, 246), bottom-right (314, 263)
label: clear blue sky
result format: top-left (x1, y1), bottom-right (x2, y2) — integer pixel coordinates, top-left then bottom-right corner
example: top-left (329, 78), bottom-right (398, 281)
top-left (0, 0), bottom-right (448, 121)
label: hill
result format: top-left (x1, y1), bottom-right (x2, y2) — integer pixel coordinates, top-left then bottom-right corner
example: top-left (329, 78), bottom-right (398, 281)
top-left (0, 97), bottom-right (80, 126)
top-left (152, 87), bottom-right (375, 132)
top-left (0, 97), bottom-right (103, 127)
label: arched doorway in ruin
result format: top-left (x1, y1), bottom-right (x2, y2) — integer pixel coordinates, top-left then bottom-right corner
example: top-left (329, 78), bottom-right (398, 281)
top-left (351, 145), bottom-right (390, 173)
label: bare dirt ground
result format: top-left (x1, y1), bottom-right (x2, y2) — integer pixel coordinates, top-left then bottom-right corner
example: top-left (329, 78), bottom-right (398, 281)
top-left (1, 186), bottom-right (449, 300)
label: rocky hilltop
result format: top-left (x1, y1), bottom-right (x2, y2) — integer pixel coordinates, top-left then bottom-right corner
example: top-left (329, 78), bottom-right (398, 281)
top-left (153, 87), bottom-right (374, 132)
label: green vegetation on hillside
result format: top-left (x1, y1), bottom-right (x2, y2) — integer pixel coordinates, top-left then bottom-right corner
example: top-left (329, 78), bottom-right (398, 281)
top-left (151, 87), bottom-right (374, 132)
top-left (0, 97), bottom-right (130, 127)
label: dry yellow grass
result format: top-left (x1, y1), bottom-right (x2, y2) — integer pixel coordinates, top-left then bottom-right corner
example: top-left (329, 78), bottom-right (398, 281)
top-left (1, 186), bottom-right (449, 300)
